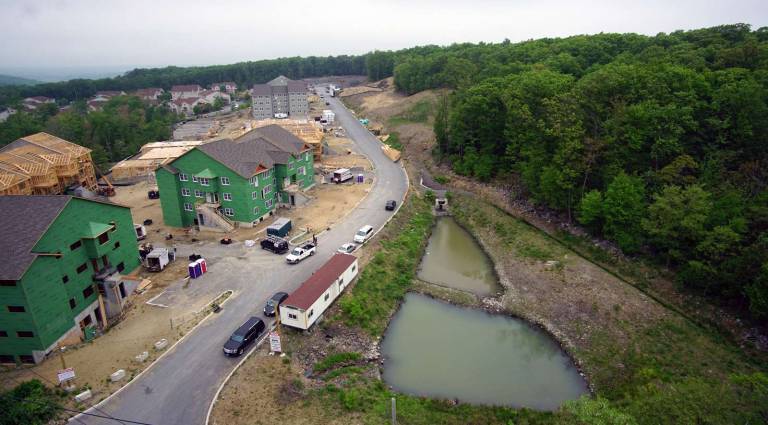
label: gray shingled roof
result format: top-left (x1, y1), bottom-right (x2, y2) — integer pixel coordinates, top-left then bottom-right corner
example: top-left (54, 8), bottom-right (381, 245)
top-left (194, 125), bottom-right (309, 179)
top-left (0, 196), bottom-right (71, 280)
top-left (251, 84), bottom-right (272, 96)
top-left (267, 75), bottom-right (290, 86)
top-left (287, 81), bottom-right (306, 93)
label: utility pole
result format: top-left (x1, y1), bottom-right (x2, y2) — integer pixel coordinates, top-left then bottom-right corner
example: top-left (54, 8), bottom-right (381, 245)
top-left (391, 397), bottom-right (396, 425)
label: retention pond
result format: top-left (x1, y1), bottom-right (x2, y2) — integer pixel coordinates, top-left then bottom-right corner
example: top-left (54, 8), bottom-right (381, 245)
top-left (417, 217), bottom-right (500, 296)
top-left (381, 293), bottom-right (588, 410)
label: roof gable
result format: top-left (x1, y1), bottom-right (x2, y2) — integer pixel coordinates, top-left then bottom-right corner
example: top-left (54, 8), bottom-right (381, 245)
top-left (0, 196), bottom-right (71, 280)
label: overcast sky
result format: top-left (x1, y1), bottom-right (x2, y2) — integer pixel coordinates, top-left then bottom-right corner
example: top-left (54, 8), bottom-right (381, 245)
top-left (1, 0), bottom-right (767, 72)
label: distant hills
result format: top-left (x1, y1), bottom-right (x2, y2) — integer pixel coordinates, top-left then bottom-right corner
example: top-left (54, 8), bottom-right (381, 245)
top-left (0, 74), bottom-right (41, 86)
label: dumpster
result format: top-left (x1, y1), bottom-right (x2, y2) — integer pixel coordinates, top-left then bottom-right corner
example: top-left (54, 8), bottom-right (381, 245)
top-left (267, 218), bottom-right (292, 238)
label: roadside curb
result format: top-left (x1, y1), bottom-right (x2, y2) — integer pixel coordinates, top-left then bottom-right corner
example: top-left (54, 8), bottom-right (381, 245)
top-left (204, 323), bottom-right (275, 425)
top-left (69, 289), bottom-right (236, 423)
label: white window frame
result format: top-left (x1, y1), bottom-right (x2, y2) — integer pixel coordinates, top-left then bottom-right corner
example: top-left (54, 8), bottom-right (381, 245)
top-left (223, 192), bottom-right (232, 201)
top-left (265, 199), bottom-right (273, 209)
top-left (192, 176), bottom-right (199, 183)
top-left (179, 173), bottom-right (188, 181)
top-left (181, 188), bottom-right (191, 196)
top-left (298, 166), bottom-right (306, 176)
top-left (305, 152), bottom-right (310, 161)
top-left (183, 203), bottom-right (193, 211)
top-left (252, 191), bottom-right (258, 200)
top-left (253, 206), bottom-right (259, 214)
top-left (288, 161), bottom-right (294, 170)
top-left (199, 177), bottom-right (209, 186)
top-left (194, 190), bottom-right (203, 198)
top-left (251, 175), bottom-right (259, 187)
top-left (220, 176), bottom-right (230, 185)
top-left (223, 207), bottom-right (234, 217)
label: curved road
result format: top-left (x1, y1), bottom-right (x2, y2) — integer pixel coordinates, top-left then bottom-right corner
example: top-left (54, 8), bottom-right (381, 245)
top-left (78, 87), bottom-right (408, 424)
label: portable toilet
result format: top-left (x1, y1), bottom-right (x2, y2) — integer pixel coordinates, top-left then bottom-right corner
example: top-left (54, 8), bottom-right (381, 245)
top-left (188, 262), bottom-right (200, 279)
top-left (267, 218), bottom-right (292, 238)
top-left (356, 174), bottom-right (364, 183)
top-left (196, 258), bottom-right (207, 274)
top-left (193, 261), bottom-right (203, 278)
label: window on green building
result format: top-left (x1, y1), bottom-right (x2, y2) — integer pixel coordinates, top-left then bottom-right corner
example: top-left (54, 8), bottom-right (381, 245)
top-left (82, 286), bottom-right (94, 299)
top-left (192, 176), bottom-right (198, 183)
top-left (7, 306), bottom-right (25, 313)
top-left (199, 177), bottom-right (210, 186)
top-left (223, 208), bottom-right (234, 216)
top-left (97, 232), bottom-right (109, 245)
top-left (17, 331), bottom-right (34, 338)
top-left (0, 355), bottom-right (13, 364)
top-left (70, 240), bottom-right (82, 251)
top-left (0, 331), bottom-right (7, 337)
top-left (181, 188), bottom-right (191, 196)
top-left (223, 193), bottom-right (232, 201)
top-left (62, 275), bottom-right (69, 284)
top-left (184, 203), bottom-right (193, 211)
top-left (220, 176), bottom-right (230, 185)
top-left (117, 262), bottom-right (125, 272)
top-left (0, 280), bottom-right (16, 287)
top-left (114, 241), bottom-right (120, 250)
top-left (19, 355), bottom-right (34, 364)
top-left (179, 173), bottom-right (188, 181)
top-left (77, 263), bottom-right (87, 274)
top-left (69, 298), bottom-right (76, 309)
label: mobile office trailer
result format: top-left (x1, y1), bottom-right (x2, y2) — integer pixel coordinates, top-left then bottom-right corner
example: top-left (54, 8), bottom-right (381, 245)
top-left (134, 223), bottom-right (147, 241)
top-left (332, 168), bottom-right (353, 184)
top-left (280, 253), bottom-right (358, 330)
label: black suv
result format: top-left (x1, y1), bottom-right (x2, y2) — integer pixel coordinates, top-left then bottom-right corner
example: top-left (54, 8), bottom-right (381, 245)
top-left (260, 235), bottom-right (288, 254)
top-left (223, 317), bottom-right (265, 356)
top-left (385, 200), bottom-right (397, 211)
top-left (263, 292), bottom-right (289, 317)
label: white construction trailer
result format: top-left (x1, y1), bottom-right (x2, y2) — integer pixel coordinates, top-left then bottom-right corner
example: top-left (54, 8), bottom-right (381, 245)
top-left (280, 253), bottom-right (358, 330)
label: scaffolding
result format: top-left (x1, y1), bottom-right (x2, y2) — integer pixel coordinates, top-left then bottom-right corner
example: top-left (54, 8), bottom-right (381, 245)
top-left (0, 133), bottom-right (97, 195)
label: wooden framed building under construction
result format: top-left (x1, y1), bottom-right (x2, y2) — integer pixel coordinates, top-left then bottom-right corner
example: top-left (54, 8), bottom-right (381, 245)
top-left (0, 133), bottom-right (97, 196)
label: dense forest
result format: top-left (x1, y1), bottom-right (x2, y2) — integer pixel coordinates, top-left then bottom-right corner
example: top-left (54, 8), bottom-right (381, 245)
top-left (0, 96), bottom-right (176, 165)
top-left (0, 55), bottom-right (366, 106)
top-left (373, 24), bottom-right (768, 320)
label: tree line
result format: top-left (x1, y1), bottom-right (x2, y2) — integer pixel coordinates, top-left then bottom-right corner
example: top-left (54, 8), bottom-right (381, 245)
top-left (0, 96), bottom-right (176, 166)
top-left (401, 24), bottom-right (768, 319)
top-left (0, 55), bottom-right (366, 106)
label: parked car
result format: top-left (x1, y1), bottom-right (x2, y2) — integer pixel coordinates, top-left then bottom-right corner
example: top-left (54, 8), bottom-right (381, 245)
top-left (286, 242), bottom-right (316, 264)
top-left (385, 200), bottom-right (397, 211)
top-left (222, 317), bottom-right (265, 356)
top-left (354, 225), bottom-right (374, 243)
top-left (337, 243), bottom-right (357, 254)
top-left (263, 292), bottom-right (289, 317)
top-left (261, 235), bottom-right (288, 254)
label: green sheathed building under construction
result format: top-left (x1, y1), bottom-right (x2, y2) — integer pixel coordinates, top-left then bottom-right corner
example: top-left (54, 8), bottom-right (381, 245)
top-left (0, 195), bottom-right (140, 364)
top-left (156, 124), bottom-right (315, 231)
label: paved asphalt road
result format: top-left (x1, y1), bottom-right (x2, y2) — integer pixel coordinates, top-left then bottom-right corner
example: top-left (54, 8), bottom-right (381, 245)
top-left (77, 87), bottom-right (408, 425)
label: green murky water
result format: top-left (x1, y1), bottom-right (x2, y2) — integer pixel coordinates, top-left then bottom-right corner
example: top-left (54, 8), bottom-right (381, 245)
top-left (381, 293), bottom-right (588, 409)
top-left (418, 217), bottom-right (501, 296)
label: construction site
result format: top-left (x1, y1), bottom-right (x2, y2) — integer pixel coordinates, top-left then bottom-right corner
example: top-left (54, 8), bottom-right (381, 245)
top-left (0, 132), bottom-right (98, 196)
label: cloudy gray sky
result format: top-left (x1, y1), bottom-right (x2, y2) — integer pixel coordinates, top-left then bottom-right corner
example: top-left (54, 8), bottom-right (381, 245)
top-left (1, 0), bottom-right (767, 73)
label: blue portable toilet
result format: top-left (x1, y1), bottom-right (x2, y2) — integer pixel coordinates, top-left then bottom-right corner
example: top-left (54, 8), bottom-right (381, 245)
top-left (189, 262), bottom-right (201, 279)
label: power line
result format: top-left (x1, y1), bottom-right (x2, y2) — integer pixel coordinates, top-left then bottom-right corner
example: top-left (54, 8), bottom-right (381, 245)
top-left (0, 392), bottom-right (154, 425)
top-left (21, 366), bottom-right (138, 425)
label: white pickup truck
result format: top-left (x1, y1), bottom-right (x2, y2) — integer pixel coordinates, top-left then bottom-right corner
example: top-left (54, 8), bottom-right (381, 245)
top-left (285, 242), bottom-right (316, 264)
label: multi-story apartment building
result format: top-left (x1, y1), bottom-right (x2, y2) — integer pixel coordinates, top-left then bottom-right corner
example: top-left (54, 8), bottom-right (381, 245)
top-left (156, 125), bottom-right (314, 231)
top-left (0, 195), bottom-right (141, 364)
top-left (251, 76), bottom-right (308, 120)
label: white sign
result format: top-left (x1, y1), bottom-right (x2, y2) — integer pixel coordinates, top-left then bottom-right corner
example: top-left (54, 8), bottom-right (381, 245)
top-left (269, 331), bottom-right (282, 353)
top-left (57, 367), bottom-right (75, 383)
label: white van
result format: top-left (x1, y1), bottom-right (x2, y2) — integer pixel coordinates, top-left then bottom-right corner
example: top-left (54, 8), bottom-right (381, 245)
top-left (354, 225), bottom-right (374, 243)
top-left (332, 168), bottom-right (353, 184)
